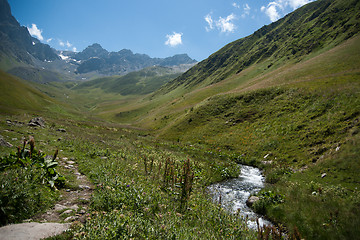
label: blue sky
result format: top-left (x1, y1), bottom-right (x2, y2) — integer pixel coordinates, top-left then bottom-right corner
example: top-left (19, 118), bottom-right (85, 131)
top-left (8, 0), bottom-right (315, 61)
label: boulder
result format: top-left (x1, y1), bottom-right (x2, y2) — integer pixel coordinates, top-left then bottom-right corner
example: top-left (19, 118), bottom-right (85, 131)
top-left (0, 138), bottom-right (12, 148)
top-left (246, 196), bottom-right (260, 207)
top-left (28, 117), bottom-right (45, 128)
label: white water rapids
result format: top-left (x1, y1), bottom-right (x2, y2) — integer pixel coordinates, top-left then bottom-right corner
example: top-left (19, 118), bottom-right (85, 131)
top-left (207, 165), bottom-right (273, 229)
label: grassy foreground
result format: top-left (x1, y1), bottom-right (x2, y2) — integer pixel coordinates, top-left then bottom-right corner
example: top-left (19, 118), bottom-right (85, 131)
top-left (0, 114), bottom-right (262, 239)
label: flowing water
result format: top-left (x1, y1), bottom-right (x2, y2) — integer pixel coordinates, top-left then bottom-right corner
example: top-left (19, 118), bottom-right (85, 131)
top-left (207, 165), bottom-right (273, 229)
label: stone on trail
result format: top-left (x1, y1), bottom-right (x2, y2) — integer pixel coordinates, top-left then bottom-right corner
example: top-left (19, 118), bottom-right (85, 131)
top-left (0, 222), bottom-right (70, 240)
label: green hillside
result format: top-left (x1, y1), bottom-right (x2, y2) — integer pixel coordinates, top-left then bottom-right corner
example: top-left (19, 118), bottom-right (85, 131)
top-left (158, 0), bottom-right (360, 93)
top-left (0, 70), bottom-right (77, 117)
top-left (74, 66), bottom-right (181, 96)
top-left (0, 70), bottom-right (54, 113)
top-left (7, 66), bottom-right (69, 83)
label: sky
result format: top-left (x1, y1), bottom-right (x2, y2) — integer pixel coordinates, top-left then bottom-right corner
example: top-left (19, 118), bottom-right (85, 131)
top-left (8, 0), bottom-right (315, 61)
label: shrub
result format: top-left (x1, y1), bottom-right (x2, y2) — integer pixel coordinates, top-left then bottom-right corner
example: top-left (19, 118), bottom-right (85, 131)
top-left (0, 137), bottom-right (64, 225)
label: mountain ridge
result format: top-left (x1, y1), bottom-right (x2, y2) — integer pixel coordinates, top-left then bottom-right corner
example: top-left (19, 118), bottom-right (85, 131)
top-left (0, 0), bottom-right (196, 82)
top-left (70, 43), bottom-right (197, 75)
top-left (158, 0), bottom-right (360, 94)
top-left (0, 0), bottom-right (59, 66)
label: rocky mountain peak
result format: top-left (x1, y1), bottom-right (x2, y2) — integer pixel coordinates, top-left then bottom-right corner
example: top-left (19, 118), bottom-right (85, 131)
top-left (74, 43), bottom-right (109, 61)
top-left (0, 0), bottom-right (16, 24)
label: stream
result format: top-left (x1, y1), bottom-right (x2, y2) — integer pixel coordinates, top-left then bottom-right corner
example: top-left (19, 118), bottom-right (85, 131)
top-left (207, 165), bottom-right (273, 230)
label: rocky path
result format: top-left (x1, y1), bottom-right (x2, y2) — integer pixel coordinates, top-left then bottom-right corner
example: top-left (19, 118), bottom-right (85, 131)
top-left (0, 157), bottom-right (93, 240)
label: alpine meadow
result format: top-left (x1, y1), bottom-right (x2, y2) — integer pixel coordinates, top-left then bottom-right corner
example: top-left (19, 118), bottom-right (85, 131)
top-left (1, 0), bottom-right (360, 239)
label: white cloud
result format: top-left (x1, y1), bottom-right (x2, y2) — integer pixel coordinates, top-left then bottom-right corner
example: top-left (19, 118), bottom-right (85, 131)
top-left (261, 0), bottom-right (314, 22)
top-left (165, 32), bottom-right (183, 47)
top-left (72, 47), bottom-right (77, 52)
top-left (241, 4), bottom-right (251, 18)
top-left (216, 14), bottom-right (237, 33)
top-left (205, 14), bottom-right (214, 32)
top-left (65, 41), bottom-right (72, 48)
top-left (59, 39), bottom-right (76, 51)
top-left (289, 0), bottom-right (314, 9)
top-left (261, 2), bottom-right (281, 22)
top-left (59, 40), bottom-right (65, 47)
top-left (232, 2), bottom-right (240, 9)
top-left (27, 24), bottom-right (43, 41)
top-left (46, 38), bottom-right (53, 43)
top-left (205, 13), bottom-right (237, 33)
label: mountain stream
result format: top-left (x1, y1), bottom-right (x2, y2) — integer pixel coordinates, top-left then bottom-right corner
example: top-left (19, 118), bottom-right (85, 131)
top-left (207, 165), bottom-right (273, 229)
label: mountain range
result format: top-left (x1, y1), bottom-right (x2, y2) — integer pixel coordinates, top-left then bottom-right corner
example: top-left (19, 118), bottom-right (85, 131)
top-left (0, 0), bottom-right (196, 82)
top-left (63, 43), bottom-right (196, 75)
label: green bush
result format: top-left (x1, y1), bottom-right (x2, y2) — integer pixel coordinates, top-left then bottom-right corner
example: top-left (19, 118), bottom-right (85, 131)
top-left (0, 138), bottom-right (64, 226)
top-left (0, 167), bottom-right (58, 226)
top-left (253, 190), bottom-right (285, 215)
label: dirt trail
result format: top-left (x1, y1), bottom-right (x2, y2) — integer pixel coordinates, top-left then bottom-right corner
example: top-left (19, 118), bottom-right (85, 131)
top-left (0, 157), bottom-right (93, 240)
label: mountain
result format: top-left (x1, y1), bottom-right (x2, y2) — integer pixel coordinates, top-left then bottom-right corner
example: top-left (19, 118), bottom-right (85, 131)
top-left (0, 0), bottom-right (59, 69)
top-left (73, 44), bottom-right (197, 75)
top-left (158, 0), bottom-right (360, 93)
top-left (0, 0), bottom-right (196, 82)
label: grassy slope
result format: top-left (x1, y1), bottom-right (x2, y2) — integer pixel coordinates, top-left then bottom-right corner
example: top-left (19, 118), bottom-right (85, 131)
top-left (74, 66), bottom-right (181, 96)
top-left (0, 70), bottom-right (80, 118)
top-left (67, 67), bottom-right (182, 122)
top-left (108, 0), bottom-right (360, 130)
top-left (7, 66), bottom-right (70, 83)
top-left (0, 70), bottom-right (55, 114)
top-left (157, 0), bottom-right (360, 93)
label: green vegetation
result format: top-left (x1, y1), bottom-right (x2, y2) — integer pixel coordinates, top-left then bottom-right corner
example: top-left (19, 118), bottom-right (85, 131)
top-left (0, 71), bottom-right (56, 114)
top-left (0, 115), bottom-right (258, 239)
top-left (74, 66), bottom-right (181, 96)
top-left (156, 84), bottom-right (360, 239)
top-left (1, 0), bottom-right (360, 239)
top-left (0, 137), bottom-right (64, 226)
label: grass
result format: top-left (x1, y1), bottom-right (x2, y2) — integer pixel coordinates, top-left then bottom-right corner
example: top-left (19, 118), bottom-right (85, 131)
top-left (0, 137), bottom-right (63, 226)
top-left (0, 114), bottom-right (260, 239)
top-left (0, 1), bottom-right (359, 238)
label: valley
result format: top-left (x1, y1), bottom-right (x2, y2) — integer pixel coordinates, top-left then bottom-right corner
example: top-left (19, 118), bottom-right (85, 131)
top-left (1, 0), bottom-right (360, 239)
